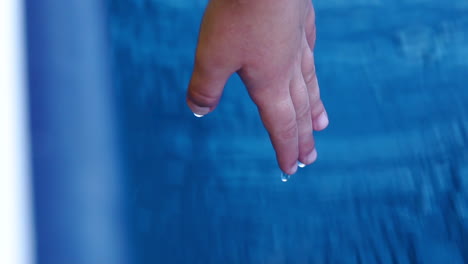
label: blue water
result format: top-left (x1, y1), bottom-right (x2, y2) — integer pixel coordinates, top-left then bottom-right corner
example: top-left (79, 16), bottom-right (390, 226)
top-left (108, 0), bottom-right (468, 263)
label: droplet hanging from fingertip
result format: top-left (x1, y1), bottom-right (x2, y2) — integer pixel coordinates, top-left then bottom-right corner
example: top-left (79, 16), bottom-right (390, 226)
top-left (298, 161), bottom-right (306, 168)
top-left (281, 172), bottom-right (291, 182)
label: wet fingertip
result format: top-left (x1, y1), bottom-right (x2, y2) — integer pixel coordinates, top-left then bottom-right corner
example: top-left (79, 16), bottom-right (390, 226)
top-left (288, 163), bottom-right (298, 175)
top-left (298, 161), bottom-right (306, 168)
top-left (281, 162), bottom-right (299, 182)
top-left (190, 106), bottom-right (210, 117)
top-left (187, 98), bottom-right (211, 118)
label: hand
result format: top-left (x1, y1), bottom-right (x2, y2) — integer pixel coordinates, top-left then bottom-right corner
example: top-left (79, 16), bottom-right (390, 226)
top-left (187, 0), bottom-right (329, 175)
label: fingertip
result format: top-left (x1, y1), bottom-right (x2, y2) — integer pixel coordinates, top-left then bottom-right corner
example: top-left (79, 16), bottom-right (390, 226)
top-left (313, 111), bottom-right (329, 131)
top-left (186, 65), bottom-right (230, 118)
top-left (305, 148), bottom-right (318, 164)
top-left (298, 161), bottom-right (306, 168)
top-left (282, 162), bottom-right (298, 176)
top-left (186, 96), bottom-right (212, 117)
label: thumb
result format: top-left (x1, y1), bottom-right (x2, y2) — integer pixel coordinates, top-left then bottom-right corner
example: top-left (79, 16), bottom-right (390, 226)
top-left (186, 60), bottom-right (233, 117)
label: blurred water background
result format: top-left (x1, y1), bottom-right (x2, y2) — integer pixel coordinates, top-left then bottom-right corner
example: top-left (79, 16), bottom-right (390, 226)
top-left (27, 0), bottom-right (468, 263)
top-left (107, 0), bottom-right (468, 263)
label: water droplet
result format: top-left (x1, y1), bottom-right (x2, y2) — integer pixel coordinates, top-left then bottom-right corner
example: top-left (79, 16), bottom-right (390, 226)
top-left (281, 172), bottom-right (291, 182)
top-left (193, 113), bottom-right (204, 118)
top-left (298, 161), bottom-right (306, 168)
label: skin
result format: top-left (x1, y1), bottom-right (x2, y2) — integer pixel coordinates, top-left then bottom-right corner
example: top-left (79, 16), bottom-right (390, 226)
top-left (187, 0), bottom-right (329, 175)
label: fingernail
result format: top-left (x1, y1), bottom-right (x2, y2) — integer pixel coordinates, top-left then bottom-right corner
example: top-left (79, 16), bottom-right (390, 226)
top-left (288, 163), bottom-right (298, 175)
top-left (187, 100), bottom-right (210, 118)
top-left (315, 111), bottom-right (329, 130)
top-left (192, 106), bottom-right (210, 117)
top-left (305, 148), bottom-right (318, 164)
top-left (297, 161), bottom-right (306, 168)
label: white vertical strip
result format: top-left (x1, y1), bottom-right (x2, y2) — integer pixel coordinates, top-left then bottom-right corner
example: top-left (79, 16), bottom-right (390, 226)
top-left (0, 0), bottom-right (34, 263)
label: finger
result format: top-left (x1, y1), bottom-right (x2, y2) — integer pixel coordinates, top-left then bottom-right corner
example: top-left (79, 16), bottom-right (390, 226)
top-left (186, 58), bottom-right (234, 117)
top-left (290, 70), bottom-right (317, 166)
top-left (302, 39), bottom-right (329, 131)
top-left (304, 2), bottom-right (316, 50)
top-left (251, 82), bottom-right (299, 175)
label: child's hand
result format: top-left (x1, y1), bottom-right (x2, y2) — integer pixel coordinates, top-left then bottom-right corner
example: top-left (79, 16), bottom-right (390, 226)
top-left (187, 0), bottom-right (328, 175)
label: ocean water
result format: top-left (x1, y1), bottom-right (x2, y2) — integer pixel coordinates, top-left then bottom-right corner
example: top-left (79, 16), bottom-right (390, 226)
top-left (108, 0), bottom-right (468, 263)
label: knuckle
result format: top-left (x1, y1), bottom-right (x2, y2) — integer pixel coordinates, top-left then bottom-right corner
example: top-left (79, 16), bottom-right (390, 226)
top-left (308, 25), bottom-right (316, 39)
top-left (275, 119), bottom-right (298, 141)
top-left (309, 91), bottom-right (321, 105)
top-left (295, 101), bottom-right (311, 122)
top-left (306, 24), bottom-right (317, 47)
top-left (303, 67), bottom-right (316, 86)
